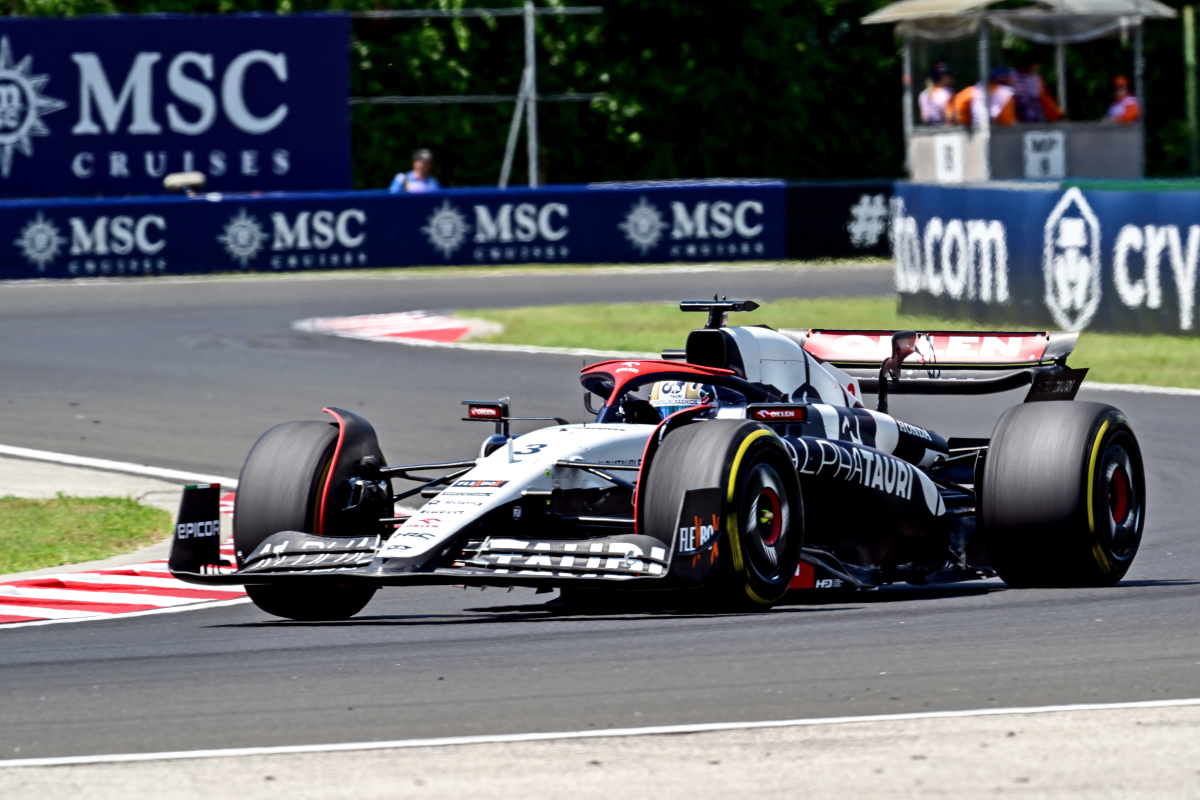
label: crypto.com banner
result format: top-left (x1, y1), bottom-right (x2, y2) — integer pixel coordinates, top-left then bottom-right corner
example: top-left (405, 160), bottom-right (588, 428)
top-left (0, 180), bottom-right (785, 278)
top-left (893, 182), bottom-right (1200, 335)
top-left (0, 14), bottom-right (350, 197)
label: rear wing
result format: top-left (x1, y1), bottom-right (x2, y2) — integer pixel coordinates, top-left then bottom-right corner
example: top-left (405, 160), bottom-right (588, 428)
top-left (782, 329), bottom-right (1085, 400)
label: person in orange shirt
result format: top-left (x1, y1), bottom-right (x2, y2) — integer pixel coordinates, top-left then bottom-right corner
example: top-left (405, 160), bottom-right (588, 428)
top-left (1105, 75), bottom-right (1140, 123)
top-left (952, 67), bottom-right (1017, 127)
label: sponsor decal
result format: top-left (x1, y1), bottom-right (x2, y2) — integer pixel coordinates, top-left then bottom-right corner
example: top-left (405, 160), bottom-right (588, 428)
top-left (815, 578), bottom-right (844, 589)
top-left (468, 405), bottom-right (501, 418)
top-left (439, 491), bottom-right (495, 497)
top-left (802, 330), bottom-right (1046, 365)
top-left (847, 193), bottom-right (888, 249)
top-left (749, 405), bottom-right (806, 422)
top-left (1112, 222), bottom-right (1200, 330)
top-left (678, 515), bottom-right (720, 554)
top-left (891, 198), bottom-right (1009, 305)
top-left (16, 210), bottom-right (169, 274)
top-left (667, 199), bottom-right (766, 258)
top-left (422, 200), bottom-right (470, 258)
top-left (1043, 188), bottom-right (1101, 332)
top-left (176, 519), bottom-right (219, 539)
top-left (792, 436), bottom-right (914, 501)
top-left (896, 420), bottom-right (932, 442)
top-left (219, 207), bottom-right (366, 270)
top-left (13, 211), bottom-right (66, 271)
top-left (614, 361), bottom-right (641, 374)
top-left (453, 479), bottom-right (508, 489)
top-left (459, 201), bottom-right (569, 263)
top-left (0, 37), bottom-right (66, 179)
top-left (618, 196), bottom-right (669, 255)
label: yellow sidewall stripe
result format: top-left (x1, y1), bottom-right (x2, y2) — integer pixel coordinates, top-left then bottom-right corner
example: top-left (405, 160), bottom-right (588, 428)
top-left (726, 428), bottom-right (775, 579)
top-left (1086, 420), bottom-right (1110, 536)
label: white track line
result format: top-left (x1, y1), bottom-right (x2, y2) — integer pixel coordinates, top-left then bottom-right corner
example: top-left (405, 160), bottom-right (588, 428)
top-left (3, 697), bottom-right (1198, 768)
top-left (1081, 381), bottom-right (1200, 397)
top-left (0, 444), bottom-right (238, 488)
top-left (0, 597), bottom-right (251, 631)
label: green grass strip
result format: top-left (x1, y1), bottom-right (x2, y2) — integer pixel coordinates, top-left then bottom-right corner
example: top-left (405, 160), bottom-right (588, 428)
top-left (0, 495), bottom-right (172, 575)
top-left (467, 297), bottom-right (1200, 389)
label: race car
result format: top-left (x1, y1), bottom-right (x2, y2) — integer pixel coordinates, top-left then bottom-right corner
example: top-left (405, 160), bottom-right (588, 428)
top-left (170, 299), bottom-right (1146, 620)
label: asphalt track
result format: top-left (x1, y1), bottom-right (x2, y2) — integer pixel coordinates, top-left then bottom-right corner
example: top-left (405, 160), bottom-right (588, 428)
top-left (1, 264), bottom-right (1198, 761)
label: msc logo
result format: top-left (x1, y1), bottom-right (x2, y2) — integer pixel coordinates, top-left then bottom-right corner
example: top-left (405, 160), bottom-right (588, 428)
top-left (13, 211), bottom-right (167, 274)
top-left (217, 207), bottom-right (366, 270)
top-left (618, 198), bottom-right (767, 258)
top-left (471, 202), bottom-right (569, 263)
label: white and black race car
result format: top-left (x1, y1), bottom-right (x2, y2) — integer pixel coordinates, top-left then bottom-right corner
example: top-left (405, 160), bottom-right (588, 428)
top-left (171, 299), bottom-right (1146, 620)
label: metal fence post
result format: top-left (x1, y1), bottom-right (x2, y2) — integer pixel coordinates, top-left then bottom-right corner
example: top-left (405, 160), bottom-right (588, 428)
top-left (977, 16), bottom-right (990, 181)
top-left (525, 0), bottom-right (539, 188)
top-left (902, 36), bottom-right (913, 176)
top-left (1187, 7), bottom-right (1197, 174)
top-left (1055, 42), bottom-right (1068, 116)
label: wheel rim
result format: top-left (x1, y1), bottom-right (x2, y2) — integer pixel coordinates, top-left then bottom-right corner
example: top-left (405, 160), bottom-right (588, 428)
top-left (1098, 439), bottom-right (1141, 558)
top-left (740, 462), bottom-right (790, 579)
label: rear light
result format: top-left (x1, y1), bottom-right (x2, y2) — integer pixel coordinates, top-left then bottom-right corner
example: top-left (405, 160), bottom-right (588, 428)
top-left (746, 404), bottom-right (807, 423)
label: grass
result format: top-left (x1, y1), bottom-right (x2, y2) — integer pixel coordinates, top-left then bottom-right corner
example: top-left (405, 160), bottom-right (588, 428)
top-left (0, 495), bottom-right (172, 575)
top-left (467, 297), bottom-right (1200, 389)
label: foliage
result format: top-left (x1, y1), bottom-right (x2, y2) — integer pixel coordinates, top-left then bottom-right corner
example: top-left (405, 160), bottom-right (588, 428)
top-left (3, 0), bottom-right (1198, 181)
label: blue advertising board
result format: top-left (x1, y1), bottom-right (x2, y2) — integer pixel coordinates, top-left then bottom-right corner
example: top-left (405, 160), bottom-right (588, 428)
top-left (0, 180), bottom-right (786, 278)
top-left (893, 182), bottom-right (1200, 335)
top-left (0, 14), bottom-right (350, 197)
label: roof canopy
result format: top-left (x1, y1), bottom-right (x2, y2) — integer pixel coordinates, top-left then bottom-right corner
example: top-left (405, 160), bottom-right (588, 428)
top-left (863, 0), bottom-right (1175, 43)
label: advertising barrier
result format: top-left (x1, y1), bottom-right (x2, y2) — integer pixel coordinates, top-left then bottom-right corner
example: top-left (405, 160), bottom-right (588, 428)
top-left (0, 14), bottom-right (351, 197)
top-left (786, 180), bottom-right (893, 261)
top-left (893, 181), bottom-right (1200, 335)
top-left (1, 180), bottom-right (788, 278)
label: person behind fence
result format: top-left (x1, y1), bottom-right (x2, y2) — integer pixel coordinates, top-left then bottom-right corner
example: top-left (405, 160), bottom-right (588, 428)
top-left (1011, 53), bottom-right (1063, 123)
top-left (952, 67), bottom-right (1016, 127)
top-left (918, 63), bottom-right (955, 125)
top-left (389, 148), bottom-right (441, 193)
top-left (1105, 75), bottom-right (1141, 123)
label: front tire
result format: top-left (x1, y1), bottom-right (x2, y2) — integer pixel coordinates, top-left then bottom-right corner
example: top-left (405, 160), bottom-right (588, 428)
top-left (234, 420), bottom-right (378, 620)
top-left (981, 401), bottom-right (1145, 587)
top-left (641, 420), bottom-right (803, 610)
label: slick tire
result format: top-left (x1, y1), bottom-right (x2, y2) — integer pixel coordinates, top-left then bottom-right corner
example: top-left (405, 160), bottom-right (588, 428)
top-left (642, 420), bottom-right (803, 611)
top-left (245, 582), bottom-right (377, 622)
top-left (234, 420), bottom-right (378, 620)
top-left (981, 401), bottom-right (1145, 588)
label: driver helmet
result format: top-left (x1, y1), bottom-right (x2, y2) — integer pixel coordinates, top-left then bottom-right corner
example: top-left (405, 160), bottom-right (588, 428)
top-left (649, 381), bottom-right (716, 420)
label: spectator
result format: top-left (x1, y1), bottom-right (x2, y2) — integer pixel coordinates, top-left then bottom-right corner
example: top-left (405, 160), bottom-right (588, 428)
top-left (952, 67), bottom-right (1017, 127)
top-left (918, 63), bottom-right (955, 126)
top-left (1011, 53), bottom-right (1063, 123)
top-left (1105, 76), bottom-right (1141, 123)
top-left (389, 148), bottom-right (441, 193)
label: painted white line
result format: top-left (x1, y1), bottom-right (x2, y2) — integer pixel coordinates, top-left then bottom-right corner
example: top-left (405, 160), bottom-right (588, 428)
top-left (3, 696), bottom-right (1198, 768)
top-left (0, 444), bottom-right (238, 488)
top-left (0, 597), bottom-right (251, 631)
top-left (0, 586), bottom-right (203, 607)
top-left (1081, 381), bottom-right (1200, 397)
top-left (0, 604), bottom-right (105, 620)
top-left (25, 573), bottom-right (245, 592)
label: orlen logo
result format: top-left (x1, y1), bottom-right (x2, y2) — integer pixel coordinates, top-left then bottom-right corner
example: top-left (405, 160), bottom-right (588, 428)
top-left (471, 202), bottom-right (569, 263)
top-left (751, 407), bottom-right (805, 421)
top-left (468, 405), bottom-right (501, 418)
top-left (668, 200), bottom-right (765, 259)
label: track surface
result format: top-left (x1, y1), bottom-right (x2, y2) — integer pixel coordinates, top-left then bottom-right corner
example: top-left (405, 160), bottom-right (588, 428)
top-left (1, 265), bottom-right (1197, 760)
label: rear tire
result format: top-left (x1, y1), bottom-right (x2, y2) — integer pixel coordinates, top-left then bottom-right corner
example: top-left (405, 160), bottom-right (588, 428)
top-left (235, 420), bottom-right (378, 620)
top-left (641, 420), bottom-right (803, 610)
top-left (981, 401), bottom-right (1145, 587)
